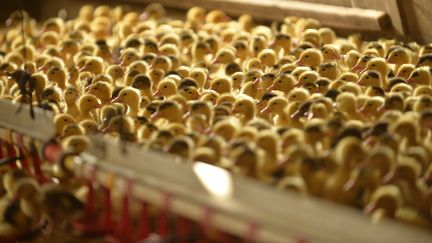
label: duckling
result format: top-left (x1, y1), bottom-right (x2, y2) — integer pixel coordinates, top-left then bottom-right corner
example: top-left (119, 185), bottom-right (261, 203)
top-left (62, 123), bottom-right (84, 138)
top-left (232, 96), bottom-right (256, 125)
top-left (261, 97), bottom-right (290, 126)
top-left (151, 100), bottom-right (183, 124)
top-left (318, 63), bottom-right (338, 80)
top-left (112, 87), bottom-right (141, 116)
top-left (165, 136), bottom-right (194, 161)
top-left (396, 63), bottom-right (415, 80)
top-left (387, 47), bottom-right (412, 70)
top-left (287, 88), bottom-right (310, 103)
top-left (406, 67), bottom-right (431, 86)
top-left (270, 33), bottom-right (292, 57)
top-left (351, 54), bottom-right (374, 73)
top-left (295, 49), bottom-right (323, 68)
top-left (358, 96), bottom-right (385, 120)
top-left (210, 77), bottom-right (231, 94)
top-left (61, 135), bottom-right (89, 153)
top-left (321, 45), bottom-right (341, 63)
top-left (79, 119), bottom-right (99, 135)
top-left (80, 56), bottom-right (104, 75)
top-left (357, 70), bottom-right (383, 88)
top-left (364, 185), bottom-right (403, 222)
top-left (335, 93), bottom-right (367, 122)
top-left (258, 49), bottom-right (277, 70)
top-left (154, 79), bottom-right (177, 97)
top-left (54, 114), bottom-right (76, 135)
top-left (417, 54), bottom-right (432, 68)
top-left (78, 93), bottom-right (101, 121)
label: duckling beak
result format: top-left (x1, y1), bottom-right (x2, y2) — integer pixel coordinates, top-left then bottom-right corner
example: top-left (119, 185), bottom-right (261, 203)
top-left (377, 104), bottom-right (386, 114)
top-left (266, 84), bottom-right (275, 92)
top-left (382, 172), bottom-right (396, 184)
top-left (364, 202), bottom-right (377, 214)
top-left (150, 111), bottom-right (161, 121)
top-left (333, 54), bottom-right (343, 60)
top-left (79, 66), bottom-right (88, 72)
top-left (343, 179), bottom-right (357, 192)
top-left (294, 59), bottom-right (303, 66)
top-left (268, 40), bottom-right (275, 47)
top-left (183, 111), bottom-right (191, 119)
top-left (406, 78), bottom-right (414, 84)
top-left (260, 107), bottom-right (271, 114)
top-left (153, 89), bottom-right (162, 96)
top-left (111, 96), bottom-right (120, 103)
top-left (290, 110), bottom-right (301, 119)
top-left (94, 102), bottom-right (103, 109)
top-left (101, 126), bottom-right (112, 134)
top-left (359, 68), bottom-right (367, 75)
top-left (351, 64), bottom-right (362, 73)
top-left (253, 78), bottom-right (261, 86)
top-left (211, 58), bottom-right (219, 65)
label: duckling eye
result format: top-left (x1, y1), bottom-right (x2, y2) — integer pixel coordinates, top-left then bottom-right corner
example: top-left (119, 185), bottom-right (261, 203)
top-left (395, 89), bottom-right (400, 92)
top-left (321, 68), bottom-right (326, 71)
top-left (69, 92), bottom-right (72, 94)
top-left (342, 78), bottom-right (346, 80)
top-left (402, 70), bottom-right (406, 73)
top-left (362, 60), bottom-right (367, 63)
top-left (87, 99), bottom-right (91, 102)
top-left (88, 63), bottom-right (92, 66)
top-left (304, 55), bottom-right (309, 58)
top-left (216, 82), bottom-right (220, 85)
top-left (371, 64), bottom-right (375, 67)
top-left (123, 93), bottom-right (127, 96)
top-left (292, 95), bottom-right (296, 98)
top-left (63, 119), bottom-right (69, 122)
top-left (163, 85), bottom-right (167, 88)
top-left (188, 91), bottom-right (192, 94)
top-left (195, 74), bottom-right (199, 77)
top-left (366, 77), bottom-right (369, 79)
top-left (278, 80), bottom-right (282, 83)
top-left (394, 54), bottom-right (398, 57)
top-left (324, 51), bottom-right (328, 54)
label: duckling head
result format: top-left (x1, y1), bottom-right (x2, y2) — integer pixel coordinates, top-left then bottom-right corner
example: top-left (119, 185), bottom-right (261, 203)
top-left (261, 96), bottom-right (287, 116)
top-left (295, 49), bottom-right (323, 68)
top-left (258, 49), bottom-right (277, 68)
top-left (267, 73), bottom-right (295, 93)
top-left (365, 185), bottom-right (402, 216)
top-left (406, 67), bottom-right (431, 86)
top-left (79, 93), bottom-right (101, 113)
top-left (165, 136), bottom-right (194, 160)
top-left (62, 135), bottom-right (89, 153)
top-left (336, 92), bottom-right (357, 114)
top-left (396, 63), bottom-right (415, 79)
top-left (102, 115), bottom-right (135, 135)
top-left (54, 114), bottom-right (76, 135)
top-left (210, 77), bottom-right (231, 94)
top-left (151, 100), bottom-right (182, 123)
top-left (288, 88), bottom-right (310, 103)
top-left (387, 47), bottom-right (410, 66)
top-left (363, 57), bottom-right (390, 78)
top-left (357, 70), bottom-right (382, 87)
top-left (155, 79), bottom-right (177, 97)
top-left (62, 123), bottom-right (84, 138)
top-left (212, 48), bottom-right (235, 65)
top-left (88, 81), bottom-right (112, 103)
top-left (79, 119), bottom-right (99, 134)
top-left (63, 87), bottom-right (79, 104)
top-left (233, 96), bottom-right (256, 119)
top-left (80, 57), bottom-right (104, 75)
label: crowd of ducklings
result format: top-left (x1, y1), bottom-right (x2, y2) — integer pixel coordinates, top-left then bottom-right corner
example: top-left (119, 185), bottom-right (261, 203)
top-left (1, 3), bottom-right (432, 237)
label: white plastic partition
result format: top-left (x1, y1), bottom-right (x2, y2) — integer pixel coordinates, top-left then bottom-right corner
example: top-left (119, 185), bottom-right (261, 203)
top-left (0, 100), bottom-right (431, 243)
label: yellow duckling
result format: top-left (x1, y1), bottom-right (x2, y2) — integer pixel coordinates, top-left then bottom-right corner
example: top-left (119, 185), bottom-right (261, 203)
top-left (78, 93), bottom-right (101, 121)
top-left (270, 33), bottom-right (292, 57)
top-left (296, 70), bottom-right (319, 87)
top-left (387, 47), bottom-right (412, 70)
top-left (358, 96), bottom-right (385, 120)
top-left (212, 48), bottom-right (236, 65)
top-left (335, 92), bottom-right (367, 122)
top-left (396, 63), bottom-right (415, 80)
top-left (287, 88), bottom-right (310, 103)
top-left (407, 67), bottom-right (431, 86)
top-left (364, 185), bottom-right (402, 222)
top-left (258, 49), bottom-right (277, 70)
top-left (321, 44), bottom-right (341, 63)
top-left (79, 119), bottom-right (99, 135)
top-left (295, 49), bottom-right (323, 68)
top-left (261, 97), bottom-right (290, 126)
top-left (151, 100), bottom-right (183, 124)
top-left (417, 54), bottom-right (432, 68)
top-left (154, 78), bottom-right (177, 97)
top-left (266, 73), bottom-right (296, 95)
top-left (210, 77), bottom-right (232, 94)
top-left (112, 87), bottom-right (141, 116)
top-left (79, 56), bottom-right (104, 75)
top-left (61, 135), bottom-right (89, 153)
top-left (103, 115), bottom-right (136, 141)
top-left (87, 81), bottom-right (112, 104)
top-left (54, 114), bottom-right (76, 135)
top-left (106, 64), bottom-right (125, 86)
top-left (63, 86), bottom-right (80, 117)
top-left (351, 54), bottom-right (374, 73)
top-left (357, 70), bottom-right (383, 88)
top-left (165, 136), bottom-right (194, 161)
top-left (256, 130), bottom-right (279, 176)
top-left (151, 56), bottom-right (172, 73)
top-left (232, 96), bottom-right (256, 125)
top-left (318, 63), bottom-right (338, 80)
top-left (62, 123), bottom-right (84, 138)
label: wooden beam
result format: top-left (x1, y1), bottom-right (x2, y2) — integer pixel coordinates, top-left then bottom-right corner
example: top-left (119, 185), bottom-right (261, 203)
top-left (351, 0), bottom-right (404, 35)
top-left (122, 0), bottom-right (390, 32)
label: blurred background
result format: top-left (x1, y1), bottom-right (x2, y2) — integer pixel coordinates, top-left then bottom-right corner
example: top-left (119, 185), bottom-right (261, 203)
top-left (1, 0), bottom-right (431, 43)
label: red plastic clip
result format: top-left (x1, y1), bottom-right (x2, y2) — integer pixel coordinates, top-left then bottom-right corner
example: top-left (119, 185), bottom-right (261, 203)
top-left (156, 192), bottom-right (172, 237)
top-left (115, 178), bottom-right (134, 240)
top-left (244, 222), bottom-right (258, 243)
top-left (98, 186), bottom-right (115, 233)
top-left (6, 143), bottom-right (17, 169)
top-left (135, 201), bottom-right (151, 241)
top-left (74, 164), bottom-right (100, 234)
